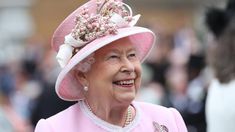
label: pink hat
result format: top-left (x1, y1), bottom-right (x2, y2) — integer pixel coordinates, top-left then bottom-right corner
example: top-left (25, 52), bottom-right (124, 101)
top-left (52, 0), bottom-right (156, 101)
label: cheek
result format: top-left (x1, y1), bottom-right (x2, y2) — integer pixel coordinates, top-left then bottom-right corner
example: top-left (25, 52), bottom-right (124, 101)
top-left (135, 62), bottom-right (142, 77)
top-left (89, 62), bottom-right (119, 81)
top-left (135, 63), bottom-right (142, 86)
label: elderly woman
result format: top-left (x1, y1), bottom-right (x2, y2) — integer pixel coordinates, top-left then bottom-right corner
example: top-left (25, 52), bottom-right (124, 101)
top-left (35, 0), bottom-right (187, 131)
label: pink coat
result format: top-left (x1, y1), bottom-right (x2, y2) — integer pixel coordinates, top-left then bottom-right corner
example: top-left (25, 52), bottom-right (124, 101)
top-left (35, 101), bottom-right (187, 132)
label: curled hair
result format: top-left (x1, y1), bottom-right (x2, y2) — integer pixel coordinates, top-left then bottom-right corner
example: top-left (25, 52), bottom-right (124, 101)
top-left (74, 54), bottom-right (95, 73)
top-left (205, 8), bottom-right (229, 38)
top-left (205, 0), bottom-right (235, 38)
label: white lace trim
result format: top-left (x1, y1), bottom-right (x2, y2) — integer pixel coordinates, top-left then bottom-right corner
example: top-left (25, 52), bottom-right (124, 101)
top-left (79, 100), bottom-right (141, 132)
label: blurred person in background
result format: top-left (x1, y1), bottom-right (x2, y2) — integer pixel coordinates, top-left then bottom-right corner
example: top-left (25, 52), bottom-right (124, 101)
top-left (185, 55), bottom-right (207, 132)
top-left (161, 28), bottom-right (207, 132)
top-left (12, 58), bottom-right (42, 120)
top-left (145, 33), bottom-right (173, 88)
top-left (34, 0), bottom-right (187, 131)
top-left (162, 55), bottom-right (207, 132)
top-left (12, 36), bottom-right (77, 127)
top-left (0, 65), bottom-right (32, 132)
top-left (30, 49), bottom-right (76, 127)
top-left (205, 0), bottom-right (235, 131)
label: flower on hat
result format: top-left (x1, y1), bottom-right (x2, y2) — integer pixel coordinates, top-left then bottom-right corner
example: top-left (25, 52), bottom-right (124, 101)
top-left (56, 0), bottom-right (141, 68)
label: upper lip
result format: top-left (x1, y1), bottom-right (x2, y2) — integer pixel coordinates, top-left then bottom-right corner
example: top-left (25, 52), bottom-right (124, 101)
top-left (113, 78), bottom-right (135, 82)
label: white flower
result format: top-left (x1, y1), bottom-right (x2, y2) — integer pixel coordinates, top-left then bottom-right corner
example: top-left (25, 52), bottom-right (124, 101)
top-left (110, 13), bottom-right (128, 27)
top-left (56, 44), bottom-right (73, 68)
top-left (110, 13), bottom-right (141, 28)
top-left (64, 34), bottom-right (87, 47)
top-left (56, 34), bottom-right (89, 68)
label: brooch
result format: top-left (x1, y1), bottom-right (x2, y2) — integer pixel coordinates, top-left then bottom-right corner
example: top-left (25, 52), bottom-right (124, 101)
top-left (153, 121), bottom-right (168, 132)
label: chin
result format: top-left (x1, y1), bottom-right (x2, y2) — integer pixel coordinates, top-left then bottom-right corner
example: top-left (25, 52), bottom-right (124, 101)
top-left (116, 92), bottom-right (136, 104)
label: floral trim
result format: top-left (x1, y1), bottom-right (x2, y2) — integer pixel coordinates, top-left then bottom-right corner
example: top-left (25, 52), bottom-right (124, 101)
top-left (56, 0), bottom-right (141, 68)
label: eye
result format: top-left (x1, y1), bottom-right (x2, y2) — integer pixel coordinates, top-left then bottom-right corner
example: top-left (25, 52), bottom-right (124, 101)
top-left (110, 55), bottom-right (118, 58)
top-left (128, 53), bottom-right (137, 58)
top-left (108, 54), bottom-right (120, 60)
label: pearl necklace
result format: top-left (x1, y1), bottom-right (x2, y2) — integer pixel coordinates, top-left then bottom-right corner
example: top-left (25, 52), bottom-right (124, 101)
top-left (123, 105), bottom-right (132, 127)
top-left (85, 100), bottom-right (132, 127)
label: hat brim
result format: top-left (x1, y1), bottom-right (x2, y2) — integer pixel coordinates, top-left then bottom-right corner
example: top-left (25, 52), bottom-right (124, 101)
top-left (55, 26), bottom-right (156, 101)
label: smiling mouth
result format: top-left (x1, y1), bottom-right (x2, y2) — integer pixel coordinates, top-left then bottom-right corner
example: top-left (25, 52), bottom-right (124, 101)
top-left (113, 79), bottom-right (135, 87)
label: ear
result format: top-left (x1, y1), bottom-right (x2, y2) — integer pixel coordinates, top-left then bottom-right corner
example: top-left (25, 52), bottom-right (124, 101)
top-left (74, 70), bottom-right (88, 86)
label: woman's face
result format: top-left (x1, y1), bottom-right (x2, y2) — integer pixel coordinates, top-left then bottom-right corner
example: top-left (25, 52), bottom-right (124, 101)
top-left (84, 37), bottom-right (142, 104)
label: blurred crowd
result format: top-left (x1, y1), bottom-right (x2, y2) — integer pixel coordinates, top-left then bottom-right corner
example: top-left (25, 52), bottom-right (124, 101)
top-left (0, 36), bottom-right (76, 131)
top-left (0, 26), bottom-right (211, 132)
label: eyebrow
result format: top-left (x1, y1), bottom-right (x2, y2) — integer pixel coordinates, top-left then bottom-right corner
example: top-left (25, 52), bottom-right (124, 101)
top-left (107, 47), bottom-right (137, 54)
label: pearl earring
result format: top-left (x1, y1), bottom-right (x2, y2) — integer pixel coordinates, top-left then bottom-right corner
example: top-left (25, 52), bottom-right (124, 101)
top-left (84, 86), bottom-right (88, 91)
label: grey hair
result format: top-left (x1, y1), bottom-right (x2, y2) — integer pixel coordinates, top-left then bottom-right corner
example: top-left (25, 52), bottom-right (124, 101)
top-left (75, 53), bottom-right (95, 73)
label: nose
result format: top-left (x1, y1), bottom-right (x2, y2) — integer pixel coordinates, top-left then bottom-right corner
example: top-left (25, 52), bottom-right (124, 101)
top-left (120, 57), bottom-right (135, 74)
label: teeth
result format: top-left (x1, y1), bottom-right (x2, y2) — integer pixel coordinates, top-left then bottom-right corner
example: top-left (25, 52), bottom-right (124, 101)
top-left (116, 80), bottom-right (134, 85)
